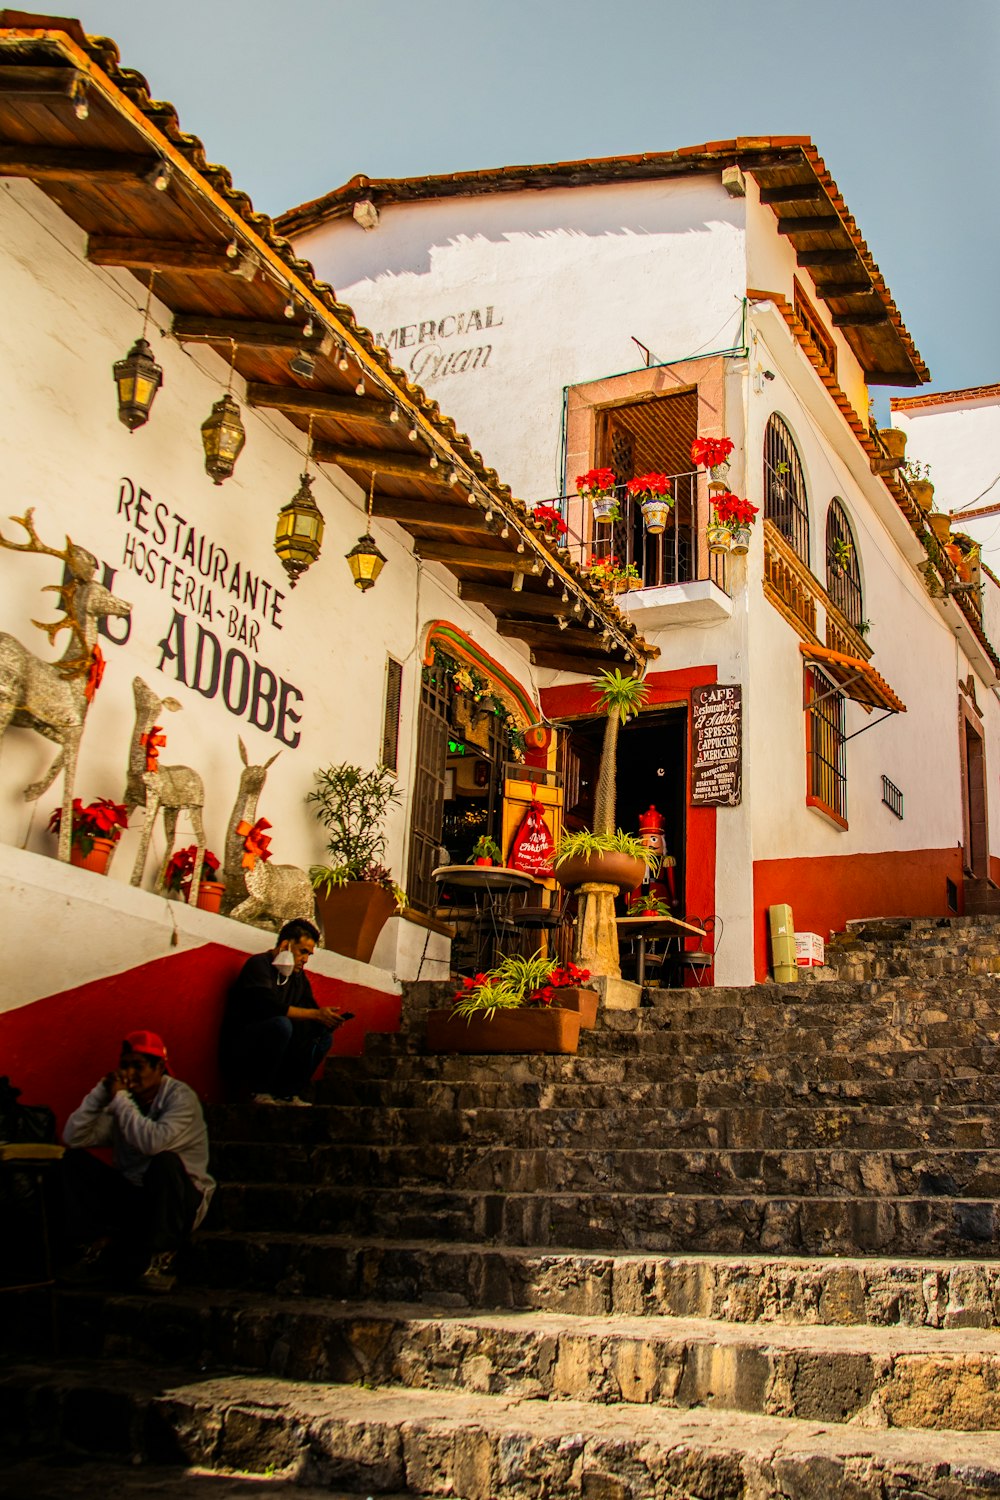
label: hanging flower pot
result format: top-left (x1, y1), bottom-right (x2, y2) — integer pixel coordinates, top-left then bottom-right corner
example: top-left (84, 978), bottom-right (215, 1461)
top-left (706, 523), bottom-right (732, 554)
top-left (707, 462), bottom-right (731, 492)
top-left (591, 495), bottom-right (619, 526)
top-left (729, 524), bottom-right (752, 555)
top-left (577, 468), bottom-right (619, 527)
top-left (691, 437), bottom-right (734, 494)
top-left (910, 479), bottom-right (934, 512)
top-left (640, 499), bottom-right (672, 534)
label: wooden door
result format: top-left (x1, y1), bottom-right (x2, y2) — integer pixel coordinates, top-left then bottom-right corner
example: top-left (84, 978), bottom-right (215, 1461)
top-left (407, 673), bottom-right (451, 912)
top-left (961, 712), bottom-right (988, 879)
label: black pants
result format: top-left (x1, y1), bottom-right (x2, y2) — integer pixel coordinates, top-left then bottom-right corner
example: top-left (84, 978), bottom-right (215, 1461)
top-left (224, 1015), bottom-right (333, 1097)
top-left (62, 1148), bottom-right (202, 1267)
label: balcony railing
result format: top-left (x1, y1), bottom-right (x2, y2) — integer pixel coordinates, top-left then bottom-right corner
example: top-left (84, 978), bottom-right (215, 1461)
top-left (542, 469), bottom-right (729, 596)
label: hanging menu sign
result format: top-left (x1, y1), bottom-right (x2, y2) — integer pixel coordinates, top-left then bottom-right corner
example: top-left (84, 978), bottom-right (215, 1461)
top-left (691, 684), bottom-right (742, 807)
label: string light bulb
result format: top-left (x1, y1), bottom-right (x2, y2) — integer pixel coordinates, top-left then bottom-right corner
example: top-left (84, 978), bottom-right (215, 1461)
top-left (408, 420), bottom-right (419, 441)
top-left (389, 405), bottom-right (401, 424)
top-left (446, 467), bottom-right (459, 486)
top-left (336, 342), bottom-right (350, 372)
top-left (558, 616), bottom-right (569, 631)
top-left (355, 375), bottom-right (366, 396)
top-left (283, 298), bottom-right (296, 320)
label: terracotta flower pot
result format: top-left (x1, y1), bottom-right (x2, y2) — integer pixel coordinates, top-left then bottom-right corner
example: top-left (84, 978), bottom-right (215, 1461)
top-left (879, 427), bottom-right (907, 463)
top-left (928, 512), bottom-right (952, 543)
top-left (552, 987), bottom-right (599, 1028)
top-left (555, 850), bottom-right (646, 893)
top-left (425, 1006), bottom-right (581, 1054)
top-left (195, 881), bottom-right (225, 913)
top-left (474, 857), bottom-right (494, 867)
top-left (315, 881), bottom-right (397, 964)
top-left (910, 479), bottom-right (934, 512)
top-left (69, 836), bottom-right (115, 874)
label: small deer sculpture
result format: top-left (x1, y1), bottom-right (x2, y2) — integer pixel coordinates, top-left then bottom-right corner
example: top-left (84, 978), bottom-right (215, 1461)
top-left (122, 677), bottom-right (208, 899)
top-left (222, 737), bottom-right (315, 929)
top-left (0, 510), bottom-right (132, 860)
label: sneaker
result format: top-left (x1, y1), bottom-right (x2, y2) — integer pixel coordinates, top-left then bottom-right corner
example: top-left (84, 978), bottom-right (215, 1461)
top-left (136, 1250), bottom-right (177, 1294)
top-left (285, 1095), bottom-right (312, 1108)
top-left (59, 1241), bottom-right (112, 1286)
top-left (251, 1092), bottom-right (282, 1105)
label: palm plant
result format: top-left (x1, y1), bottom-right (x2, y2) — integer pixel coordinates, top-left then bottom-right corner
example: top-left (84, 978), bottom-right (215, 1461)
top-left (592, 668), bottom-right (650, 836)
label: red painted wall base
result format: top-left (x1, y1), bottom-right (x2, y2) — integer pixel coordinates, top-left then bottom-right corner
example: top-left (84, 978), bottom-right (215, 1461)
top-left (2, 942), bottom-right (401, 1128)
top-left (753, 846), bottom-right (964, 980)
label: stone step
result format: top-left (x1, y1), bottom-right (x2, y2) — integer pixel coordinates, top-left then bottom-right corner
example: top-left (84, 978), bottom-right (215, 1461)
top-left (184, 1234), bottom-right (1000, 1330)
top-left (209, 1181), bottom-right (1000, 1255)
top-left (4, 1361), bottom-right (1000, 1498)
top-left (50, 1291), bottom-right (1000, 1431)
top-left (0, 1458), bottom-right (406, 1500)
top-left (206, 1101), bottom-right (1000, 1151)
top-left (209, 1141), bottom-right (1000, 1200)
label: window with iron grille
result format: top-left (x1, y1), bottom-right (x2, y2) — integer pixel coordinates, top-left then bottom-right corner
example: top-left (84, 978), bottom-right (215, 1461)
top-left (825, 499), bottom-right (863, 628)
top-left (764, 414), bottom-right (810, 565)
top-left (381, 656), bottom-right (403, 772)
top-left (805, 665), bottom-right (847, 826)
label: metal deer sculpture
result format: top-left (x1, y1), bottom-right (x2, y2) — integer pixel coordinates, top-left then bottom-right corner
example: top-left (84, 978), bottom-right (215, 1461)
top-left (0, 510), bottom-right (132, 861)
top-left (122, 677), bottom-right (208, 899)
top-left (223, 736), bottom-right (314, 929)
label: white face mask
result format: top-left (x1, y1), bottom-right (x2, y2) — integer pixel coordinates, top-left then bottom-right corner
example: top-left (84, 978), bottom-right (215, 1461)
top-left (272, 949), bottom-right (295, 978)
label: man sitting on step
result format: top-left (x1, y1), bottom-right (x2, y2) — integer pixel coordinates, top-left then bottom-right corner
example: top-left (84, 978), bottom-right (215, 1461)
top-left (61, 1030), bottom-right (215, 1293)
top-left (220, 918), bottom-right (349, 1105)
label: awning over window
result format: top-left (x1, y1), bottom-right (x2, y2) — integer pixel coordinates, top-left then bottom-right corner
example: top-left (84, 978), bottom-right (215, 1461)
top-left (799, 643), bottom-right (906, 714)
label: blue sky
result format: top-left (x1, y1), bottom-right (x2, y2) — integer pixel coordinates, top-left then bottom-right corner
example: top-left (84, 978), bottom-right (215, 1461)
top-left (77, 0), bottom-right (999, 408)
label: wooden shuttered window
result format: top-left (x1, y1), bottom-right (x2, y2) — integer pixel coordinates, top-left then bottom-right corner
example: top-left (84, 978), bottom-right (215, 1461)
top-left (381, 656), bottom-right (403, 772)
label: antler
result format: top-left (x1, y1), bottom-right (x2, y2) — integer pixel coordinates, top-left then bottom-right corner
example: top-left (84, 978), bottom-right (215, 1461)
top-left (0, 509), bottom-right (72, 561)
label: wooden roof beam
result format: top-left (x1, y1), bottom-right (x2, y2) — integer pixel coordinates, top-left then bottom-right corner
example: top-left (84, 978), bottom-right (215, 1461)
top-left (796, 248), bottom-right (857, 267)
top-left (313, 441), bottom-right (453, 484)
top-left (246, 383), bottom-right (393, 422)
top-left (370, 496), bottom-right (487, 531)
top-left (0, 143), bottom-right (151, 182)
top-left (776, 214), bottom-right (842, 235)
top-left (814, 281), bottom-right (874, 300)
top-left (832, 310), bottom-right (890, 328)
top-left (530, 647), bottom-right (619, 671)
top-left (759, 182), bottom-right (827, 205)
top-left (87, 235), bottom-right (251, 276)
top-left (459, 581), bottom-right (565, 617)
top-left (0, 64), bottom-right (83, 98)
top-left (416, 540), bottom-right (541, 573)
top-left (172, 314), bottom-right (329, 352)
top-left (496, 621), bottom-right (611, 655)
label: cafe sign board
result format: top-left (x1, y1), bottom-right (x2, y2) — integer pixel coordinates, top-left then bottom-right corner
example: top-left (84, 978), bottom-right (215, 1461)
top-left (691, 684), bottom-right (742, 807)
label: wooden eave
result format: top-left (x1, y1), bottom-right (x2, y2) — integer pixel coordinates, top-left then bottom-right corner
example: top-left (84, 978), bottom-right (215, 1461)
top-left (276, 138), bottom-right (928, 389)
top-left (0, 18), bottom-right (657, 675)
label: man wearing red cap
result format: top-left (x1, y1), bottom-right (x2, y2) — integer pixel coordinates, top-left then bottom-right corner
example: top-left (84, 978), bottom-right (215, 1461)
top-left (61, 1030), bottom-right (214, 1293)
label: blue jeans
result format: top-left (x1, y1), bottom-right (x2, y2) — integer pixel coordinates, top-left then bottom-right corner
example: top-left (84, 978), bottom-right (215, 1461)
top-left (228, 1015), bottom-right (333, 1096)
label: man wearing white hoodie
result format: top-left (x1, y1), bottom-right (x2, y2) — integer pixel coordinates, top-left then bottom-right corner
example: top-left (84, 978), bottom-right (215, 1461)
top-left (62, 1029), bottom-right (214, 1293)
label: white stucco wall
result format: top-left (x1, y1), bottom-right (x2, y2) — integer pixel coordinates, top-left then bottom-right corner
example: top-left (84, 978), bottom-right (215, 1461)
top-left (298, 178), bottom-right (747, 502)
top-left (0, 179), bottom-right (542, 934)
top-left (890, 394), bottom-right (1000, 576)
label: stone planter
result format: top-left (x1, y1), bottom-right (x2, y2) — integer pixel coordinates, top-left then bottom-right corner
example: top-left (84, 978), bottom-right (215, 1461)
top-left (910, 479), bottom-right (934, 512)
top-left (195, 881), bottom-right (225, 913)
top-left (706, 523), bottom-right (731, 554)
top-left (69, 836), bottom-right (115, 874)
top-left (729, 524), bottom-right (752, 555)
top-left (425, 1006), bottom-right (582, 1054)
top-left (315, 881), bottom-right (397, 964)
top-left (640, 499), bottom-right (672, 535)
top-left (591, 496), bottom-right (618, 526)
top-left (553, 986), bottom-right (599, 1028)
top-left (555, 850), bottom-right (646, 893)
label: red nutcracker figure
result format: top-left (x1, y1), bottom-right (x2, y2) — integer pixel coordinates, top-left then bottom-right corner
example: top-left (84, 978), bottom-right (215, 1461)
top-left (631, 804), bottom-right (677, 910)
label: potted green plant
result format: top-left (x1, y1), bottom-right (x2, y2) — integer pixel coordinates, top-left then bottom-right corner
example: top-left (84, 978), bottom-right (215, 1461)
top-left (577, 467), bottom-right (620, 526)
top-left (48, 797), bottom-right (129, 874)
top-left (626, 472), bottom-right (674, 535)
top-left (164, 845), bottom-right (224, 912)
top-left (425, 950), bottom-right (590, 1053)
top-left (903, 459), bottom-right (933, 512)
top-left (308, 763), bottom-right (406, 963)
top-left (471, 834), bottom-right (502, 867)
top-left (586, 553), bottom-right (641, 595)
top-left (830, 537), bottom-right (854, 575)
top-left (627, 891), bottom-right (673, 917)
top-left (554, 669), bottom-right (656, 895)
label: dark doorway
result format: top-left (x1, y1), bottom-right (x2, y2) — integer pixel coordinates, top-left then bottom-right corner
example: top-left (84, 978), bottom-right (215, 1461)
top-left (961, 713), bottom-right (988, 879)
top-left (561, 705), bottom-right (688, 908)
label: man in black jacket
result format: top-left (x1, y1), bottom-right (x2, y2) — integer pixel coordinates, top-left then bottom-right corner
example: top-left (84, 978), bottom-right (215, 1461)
top-left (221, 919), bottom-right (347, 1103)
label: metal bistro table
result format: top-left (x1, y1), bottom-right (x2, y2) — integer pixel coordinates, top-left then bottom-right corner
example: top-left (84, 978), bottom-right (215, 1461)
top-left (432, 864), bottom-right (539, 972)
top-left (615, 913), bottom-right (707, 986)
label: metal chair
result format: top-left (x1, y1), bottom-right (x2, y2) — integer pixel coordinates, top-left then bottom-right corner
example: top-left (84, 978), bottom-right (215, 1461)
top-left (509, 886), bottom-right (573, 961)
top-left (679, 915), bottom-right (722, 986)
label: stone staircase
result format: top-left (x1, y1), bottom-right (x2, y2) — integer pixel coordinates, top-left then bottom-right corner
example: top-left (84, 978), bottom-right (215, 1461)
top-left (5, 916), bottom-right (1000, 1497)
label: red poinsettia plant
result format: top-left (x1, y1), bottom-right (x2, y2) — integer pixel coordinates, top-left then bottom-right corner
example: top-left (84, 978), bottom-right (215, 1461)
top-left (690, 436), bottom-right (734, 470)
top-left (48, 797), bottom-right (129, 856)
top-left (163, 845), bottom-right (222, 897)
top-left (528, 960), bottom-right (592, 1008)
top-left (625, 472), bottom-right (673, 502)
top-left (712, 493), bottom-right (759, 529)
top-left (576, 467), bottom-right (618, 500)
top-left (531, 503), bottom-right (568, 539)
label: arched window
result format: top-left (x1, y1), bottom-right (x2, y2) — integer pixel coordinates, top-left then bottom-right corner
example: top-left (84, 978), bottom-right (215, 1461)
top-left (825, 499), bottom-right (863, 628)
top-left (764, 414), bottom-right (809, 565)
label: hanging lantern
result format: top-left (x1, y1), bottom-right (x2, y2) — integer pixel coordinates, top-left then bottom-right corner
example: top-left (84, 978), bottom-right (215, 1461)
top-left (113, 336), bottom-right (163, 431)
top-left (274, 471), bottom-right (325, 587)
top-left (201, 392), bottom-right (246, 484)
top-left (345, 531), bottom-right (387, 592)
top-left (344, 470), bottom-right (386, 593)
